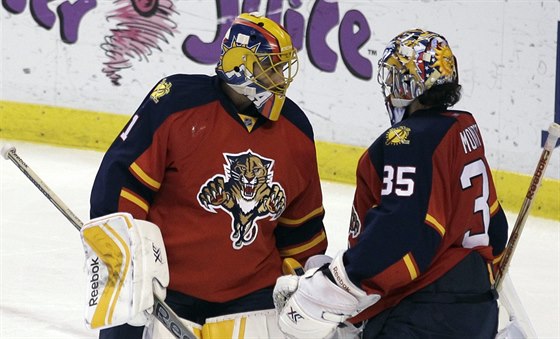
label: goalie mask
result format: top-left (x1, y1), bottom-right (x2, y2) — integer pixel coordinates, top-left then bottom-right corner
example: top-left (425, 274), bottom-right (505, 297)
top-left (377, 29), bottom-right (458, 125)
top-left (216, 12), bottom-right (299, 121)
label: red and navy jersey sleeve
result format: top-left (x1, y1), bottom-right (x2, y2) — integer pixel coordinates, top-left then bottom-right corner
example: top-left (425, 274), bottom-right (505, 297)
top-left (273, 99), bottom-right (328, 266)
top-left (345, 108), bottom-right (508, 320)
top-left (90, 74), bottom-right (219, 219)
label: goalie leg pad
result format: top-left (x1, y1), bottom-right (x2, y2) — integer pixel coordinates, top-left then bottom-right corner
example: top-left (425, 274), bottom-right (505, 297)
top-left (203, 309), bottom-right (282, 338)
top-left (144, 310), bottom-right (280, 339)
top-left (81, 212), bottom-right (169, 329)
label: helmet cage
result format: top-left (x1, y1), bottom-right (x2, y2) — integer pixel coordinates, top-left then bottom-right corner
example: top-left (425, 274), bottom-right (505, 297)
top-left (246, 49), bottom-right (298, 96)
top-left (378, 60), bottom-right (424, 107)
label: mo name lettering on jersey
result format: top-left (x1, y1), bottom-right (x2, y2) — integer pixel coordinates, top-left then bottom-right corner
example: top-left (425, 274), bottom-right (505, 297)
top-left (460, 124), bottom-right (483, 154)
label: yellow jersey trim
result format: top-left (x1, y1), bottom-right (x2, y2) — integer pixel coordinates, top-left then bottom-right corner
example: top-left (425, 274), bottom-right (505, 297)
top-left (120, 188), bottom-right (149, 213)
top-left (130, 162), bottom-right (161, 190)
top-left (279, 230), bottom-right (327, 257)
top-left (425, 213), bottom-right (446, 237)
top-left (277, 206), bottom-right (324, 226)
top-left (403, 253), bottom-right (418, 280)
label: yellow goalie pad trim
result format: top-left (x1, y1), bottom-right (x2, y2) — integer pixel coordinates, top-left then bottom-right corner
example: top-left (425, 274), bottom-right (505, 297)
top-left (83, 222), bottom-right (131, 328)
top-left (202, 317), bottom-right (248, 339)
top-left (148, 310), bottom-right (280, 338)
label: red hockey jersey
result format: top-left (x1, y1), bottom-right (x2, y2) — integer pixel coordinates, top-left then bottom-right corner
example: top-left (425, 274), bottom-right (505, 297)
top-left (90, 74), bottom-right (327, 302)
top-left (345, 107), bottom-right (508, 322)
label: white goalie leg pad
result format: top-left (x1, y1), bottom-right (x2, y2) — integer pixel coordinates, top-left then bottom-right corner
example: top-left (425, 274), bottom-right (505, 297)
top-left (81, 212), bottom-right (169, 329)
top-left (204, 309), bottom-right (282, 338)
top-left (143, 310), bottom-right (279, 339)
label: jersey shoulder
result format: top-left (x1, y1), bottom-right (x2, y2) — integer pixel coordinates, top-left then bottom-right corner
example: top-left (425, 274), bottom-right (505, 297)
top-left (133, 74), bottom-right (220, 126)
top-left (442, 109), bottom-right (477, 126)
top-left (367, 108), bottom-right (469, 166)
top-left (281, 98), bottom-right (315, 141)
top-left (404, 108), bottom-right (468, 139)
top-left (142, 74), bottom-right (220, 116)
top-left (381, 108), bottom-right (473, 145)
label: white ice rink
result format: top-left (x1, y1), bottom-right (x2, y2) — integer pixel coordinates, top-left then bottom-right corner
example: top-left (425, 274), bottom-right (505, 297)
top-left (1, 141), bottom-right (558, 338)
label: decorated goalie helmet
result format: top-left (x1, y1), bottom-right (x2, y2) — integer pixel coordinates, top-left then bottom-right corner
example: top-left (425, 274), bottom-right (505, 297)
top-left (216, 12), bottom-right (299, 121)
top-left (377, 29), bottom-right (458, 125)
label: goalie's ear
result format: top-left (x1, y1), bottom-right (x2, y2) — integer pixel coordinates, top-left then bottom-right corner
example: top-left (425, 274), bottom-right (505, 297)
top-left (80, 212), bottom-right (169, 329)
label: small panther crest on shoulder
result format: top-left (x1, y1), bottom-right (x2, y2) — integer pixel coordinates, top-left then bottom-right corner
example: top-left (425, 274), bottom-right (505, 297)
top-left (385, 126), bottom-right (411, 145)
top-left (150, 78), bottom-right (172, 103)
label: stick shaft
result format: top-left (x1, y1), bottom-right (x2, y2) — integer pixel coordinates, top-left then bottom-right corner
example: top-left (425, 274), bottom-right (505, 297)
top-left (4, 148), bottom-right (83, 230)
top-left (3, 146), bottom-right (197, 339)
top-left (494, 122), bottom-right (560, 288)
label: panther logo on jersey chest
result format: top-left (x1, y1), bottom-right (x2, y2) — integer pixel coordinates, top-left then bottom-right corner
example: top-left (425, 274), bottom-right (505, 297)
top-left (197, 150), bottom-right (286, 250)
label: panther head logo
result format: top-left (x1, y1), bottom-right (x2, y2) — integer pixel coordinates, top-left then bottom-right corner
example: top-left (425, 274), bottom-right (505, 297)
top-left (198, 150), bottom-right (286, 249)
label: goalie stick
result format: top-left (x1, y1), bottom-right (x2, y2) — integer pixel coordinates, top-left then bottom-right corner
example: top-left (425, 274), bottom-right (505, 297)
top-left (1, 144), bottom-right (197, 339)
top-left (494, 122), bottom-right (560, 288)
top-left (492, 122), bottom-right (560, 338)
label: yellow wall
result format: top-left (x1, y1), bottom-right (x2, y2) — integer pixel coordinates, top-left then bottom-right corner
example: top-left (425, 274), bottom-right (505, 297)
top-left (1, 100), bottom-right (558, 221)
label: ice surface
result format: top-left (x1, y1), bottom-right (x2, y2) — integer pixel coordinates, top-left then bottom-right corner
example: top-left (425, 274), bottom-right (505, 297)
top-left (1, 141), bottom-right (558, 338)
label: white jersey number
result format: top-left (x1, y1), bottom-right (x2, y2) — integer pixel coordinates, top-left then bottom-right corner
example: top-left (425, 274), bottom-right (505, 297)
top-left (460, 159), bottom-right (490, 248)
top-left (381, 165), bottom-right (416, 196)
top-left (120, 114), bottom-right (139, 141)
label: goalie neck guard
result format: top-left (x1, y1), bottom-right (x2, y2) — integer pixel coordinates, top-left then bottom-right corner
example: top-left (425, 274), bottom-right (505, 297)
top-left (216, 12), bottom-right (299, 121)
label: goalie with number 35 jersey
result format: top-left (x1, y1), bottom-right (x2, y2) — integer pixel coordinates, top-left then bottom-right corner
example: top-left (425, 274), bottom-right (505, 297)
top-left (86, 13), bottom-right (327, 339)
top-left (274, 29), bottom-right (509, 339)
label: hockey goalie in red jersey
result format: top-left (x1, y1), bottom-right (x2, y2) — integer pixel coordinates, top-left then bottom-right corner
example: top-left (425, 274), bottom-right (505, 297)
top-left (274, 29), bottom-right (509, 338)
top-left (84, 12), bottom-right (327, 338)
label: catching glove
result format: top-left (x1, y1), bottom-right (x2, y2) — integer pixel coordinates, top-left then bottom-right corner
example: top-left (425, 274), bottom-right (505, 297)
top-left (80, 212), bottom-right (169, 329)
top-left (274, 251), bottom-right (380, 339)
